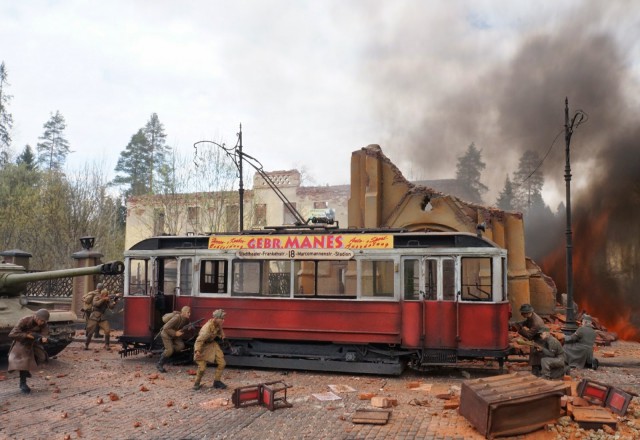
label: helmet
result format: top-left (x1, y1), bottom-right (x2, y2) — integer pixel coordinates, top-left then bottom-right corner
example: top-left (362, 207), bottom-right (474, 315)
top-left (519, 303), bottom-right (534, 314)
top-left (582, 314), bottom-right (592, 324)
top-left (181, 306), bottom-right (191, 314)
top-left (35, 309), bottom-right (50, 321)
top-left (212, 309), bottom-right (226, 319)
top-left (537, 326), bottom-right (550, 335)
top-left (96, 283), bottom-right (104, 290)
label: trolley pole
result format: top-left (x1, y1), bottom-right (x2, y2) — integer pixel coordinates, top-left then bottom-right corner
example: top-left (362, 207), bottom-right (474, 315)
top-left (193, 123), bottom-right (245, 232)
top-left (238, 124), bottom-right (244, 232)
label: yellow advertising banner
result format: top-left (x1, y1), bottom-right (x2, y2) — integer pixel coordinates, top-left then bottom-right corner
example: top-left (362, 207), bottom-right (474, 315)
top-left (208, 234), bottom-right (393, 250)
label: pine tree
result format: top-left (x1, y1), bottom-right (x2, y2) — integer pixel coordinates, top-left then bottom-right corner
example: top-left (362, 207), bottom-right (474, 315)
top-left (0, 61), bottom-right (14, 166)
top-left (143, 113), bottom-right (170, 193)
top-left (37, 110), bottom-right (72, 171)
top-left (513, 150), bottom-right (544, 212)
top-left (112, 129), bottom-right (153, 197)
top-left (16, 145), bottom-right (36, 171)
top-left (496, 175), bottom-right (515, 211)
top-left (455, 142), bottom-right (487, 203)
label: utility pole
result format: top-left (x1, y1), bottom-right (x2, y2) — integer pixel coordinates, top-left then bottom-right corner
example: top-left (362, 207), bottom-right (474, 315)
top-left (563, 97), bottom-right (586, 334)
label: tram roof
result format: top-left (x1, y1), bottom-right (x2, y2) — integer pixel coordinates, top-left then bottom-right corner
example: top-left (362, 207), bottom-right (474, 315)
top-left (127, 229), bottom-right (500, 251)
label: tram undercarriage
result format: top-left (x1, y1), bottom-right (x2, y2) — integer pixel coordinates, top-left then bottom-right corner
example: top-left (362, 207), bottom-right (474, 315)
top-left (119, 336), bottom-right (509, 376)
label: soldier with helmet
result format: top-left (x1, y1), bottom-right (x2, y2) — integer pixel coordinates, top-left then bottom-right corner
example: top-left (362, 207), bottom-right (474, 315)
top-left (82, 282), bottom-right (103, 336)
top-left (513, 303), bottom-right (545, 340)
top-left (534, 327), bottom-right (566, 379)
top-left (8, 309), bottom-right (51, 394)
top-left (192, 309), bottom-right (227, 390)
top-left (157, 305), bottom-right (192, 373)
top-left (564, 314), bottom-right (598, 370)
top-left (511, 303), bottom-right (546, 375)
top-left (85, 289), bottom-right (120, 351)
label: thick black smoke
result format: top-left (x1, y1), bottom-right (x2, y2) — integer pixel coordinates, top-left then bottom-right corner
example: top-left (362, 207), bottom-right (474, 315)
top-left (361, 2), bottom-right (640, 337)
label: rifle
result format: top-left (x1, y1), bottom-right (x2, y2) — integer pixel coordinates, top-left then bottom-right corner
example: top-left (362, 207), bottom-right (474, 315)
top-left (183, 318), bottom-right (206, 332)
top-left (182, 318), bottom-right (206, 342)
top-left (30, 333), bottom-right (61, 345)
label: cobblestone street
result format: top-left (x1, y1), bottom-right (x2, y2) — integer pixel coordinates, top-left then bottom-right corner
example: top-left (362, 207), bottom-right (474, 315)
top-left (1, 339), bottom-right (639, 440)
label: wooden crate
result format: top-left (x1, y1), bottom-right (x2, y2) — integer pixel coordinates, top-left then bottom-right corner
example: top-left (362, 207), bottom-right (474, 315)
top-left (459, 372), bottom-right (569, 438)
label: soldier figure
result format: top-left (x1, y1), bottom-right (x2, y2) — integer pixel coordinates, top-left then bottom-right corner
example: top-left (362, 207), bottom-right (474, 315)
top-left (193, 309), bottom-right (227, 390)
top-left (534, 327), bottom-right (566, 380)
top-left (85, 289), bottom-right (120, 351)
top-left (511, 304), bottom-right (547, 375)
top-left (8, 309), bottom-right (50, 394)
top-left (513, 303), bottom-right (545, 340)
top-left (564, 314), bottom-right (598, 369)
top-left (82, 283), bottom-right (103, 333)
top-left (157, 306), bottom-right (192, 373)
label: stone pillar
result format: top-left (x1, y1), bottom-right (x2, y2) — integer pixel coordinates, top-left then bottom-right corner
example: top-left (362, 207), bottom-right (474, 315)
top-left (71, 250), bottom-right (103, 319)
top-left (0, 249), bottom-right (33, 269)
top-left (491, 218), bottom-right (506, 249)
top-left (504, 213), bottom-right (530, 320)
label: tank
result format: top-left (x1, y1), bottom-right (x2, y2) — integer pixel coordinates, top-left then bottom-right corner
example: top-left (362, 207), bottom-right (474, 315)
top-left (0, 260), bottom-right (124, 356)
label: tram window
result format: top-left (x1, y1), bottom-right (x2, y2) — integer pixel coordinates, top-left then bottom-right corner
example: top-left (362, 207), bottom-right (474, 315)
top-left (425, 259), bottom-right (438, 300)
top-left (403, 259), bottom-right (420, 300)
top-left (361, 259), bottom-right (394, 298)
top-left (294, 260), bottom-right (356, 298)
top-left (159, 258), bottom-right (178, 295)
top-left (128, 259), bottom-right (149, 296)
top-left (294, 260), bottom-right (315, 296)
top-left (460, 257), bottom-right (493, 301)
top-left (442, 258), bottom-right (455, 301)
top-left (267, 260), bottom-right (291, 297)
top-left (201, 260), bottom-right (228, 294)
top-left (179, 259), bottom-right (193, 296)
top-left (232, 261), bottom-right (261, 295)
top-left (501, 257), bottom-right (507, 301)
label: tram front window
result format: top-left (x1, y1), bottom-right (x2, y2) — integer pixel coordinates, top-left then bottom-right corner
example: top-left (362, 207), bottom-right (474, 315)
top-left (460, 257), bottom-right (492, 301)
top-left (128, 259), bottom-right (149, 296)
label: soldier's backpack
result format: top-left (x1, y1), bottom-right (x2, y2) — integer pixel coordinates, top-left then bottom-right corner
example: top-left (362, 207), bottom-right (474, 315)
top-left (82, 289), bottom-right (98, 313)
top-left (162, 311), bottom-right (180, 323)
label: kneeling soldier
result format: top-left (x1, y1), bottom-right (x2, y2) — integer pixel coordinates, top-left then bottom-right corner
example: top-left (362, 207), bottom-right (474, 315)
top-left (535, 327), bottom-right (565, 380)
top-left (157, 306), bottom-right (192, 373)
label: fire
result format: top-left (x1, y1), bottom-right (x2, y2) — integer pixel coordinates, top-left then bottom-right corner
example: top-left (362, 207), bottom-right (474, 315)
top-left (541, 209), bottom-right (640, 342)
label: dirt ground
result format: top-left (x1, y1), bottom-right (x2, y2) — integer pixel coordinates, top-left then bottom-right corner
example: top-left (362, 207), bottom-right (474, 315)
top-left (1, 335), bottom-right (639, 440)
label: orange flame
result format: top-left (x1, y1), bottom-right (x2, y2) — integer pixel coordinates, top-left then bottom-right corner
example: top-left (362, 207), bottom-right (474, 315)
top-left (541, 209), bottom-right (640, 342)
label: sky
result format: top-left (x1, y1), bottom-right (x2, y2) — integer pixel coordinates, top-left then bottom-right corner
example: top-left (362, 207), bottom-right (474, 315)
top-left (1, 0), bottom-right (639, 208)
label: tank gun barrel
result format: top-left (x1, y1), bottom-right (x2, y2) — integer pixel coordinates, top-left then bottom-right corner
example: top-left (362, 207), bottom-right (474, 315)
top-left (0, 261), bottom-right (124, 294)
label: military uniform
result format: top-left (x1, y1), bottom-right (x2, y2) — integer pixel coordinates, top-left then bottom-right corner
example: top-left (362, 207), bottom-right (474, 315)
top-left (82, 286), bottom-right (101, 335)
top-left (517, 312), bottom-right (545, 340)
top-left (85, 290), bottom-right (118, 350)
top-left (564, 324), bottom-right (597, 369)
top-left (157, 307), bottom-right (191, 372)
top-left (538, 334), bottom-right (565, 379)
top-left (8, 309), bottom-right (50, 393)
top-left (193, 310), bottom-right (226, 390)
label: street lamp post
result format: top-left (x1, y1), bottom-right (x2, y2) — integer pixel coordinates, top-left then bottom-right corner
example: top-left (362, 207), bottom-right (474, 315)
top-left (563, 97), bottom-right (586, 334)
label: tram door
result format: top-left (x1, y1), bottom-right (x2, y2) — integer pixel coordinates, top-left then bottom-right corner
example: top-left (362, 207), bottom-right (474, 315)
top-left (123, 258), bottom-right (154, 338)
top-left (152, 257), bottom-right (178, 332)
top-left (401, 257), bottom-right (457, 349)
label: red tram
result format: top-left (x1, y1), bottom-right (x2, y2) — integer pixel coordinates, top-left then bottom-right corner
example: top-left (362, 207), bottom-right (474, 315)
top-left (119, 228), bottom-right (511, 375)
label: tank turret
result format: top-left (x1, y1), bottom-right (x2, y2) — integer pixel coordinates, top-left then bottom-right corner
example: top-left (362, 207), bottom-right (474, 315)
top-left (0, 261), bottom-right (124, 356)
